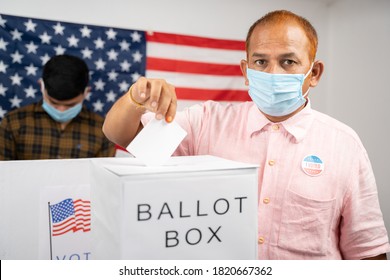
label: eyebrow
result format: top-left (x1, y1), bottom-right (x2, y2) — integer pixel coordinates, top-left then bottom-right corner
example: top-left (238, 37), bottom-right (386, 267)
top-left (251, 52), bottom-right (300, 59)
top-left (251, 52), bottom-right (269, 58)
top-left (279, 52), bottom-right (300, 60)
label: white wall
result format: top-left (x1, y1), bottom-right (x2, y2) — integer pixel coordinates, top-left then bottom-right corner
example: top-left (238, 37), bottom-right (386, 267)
top-left (0, 0), bottom-right (330, 112)
top-left (0, 0), bottom-right (328, 39)
top-left (327, 0), bottom-right (390, 259)
top-left (1, 0), bottom-right (389, 258)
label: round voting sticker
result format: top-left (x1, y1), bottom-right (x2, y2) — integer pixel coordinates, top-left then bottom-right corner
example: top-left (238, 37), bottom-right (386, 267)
top-left (301, 155), bottom-right (324, 176)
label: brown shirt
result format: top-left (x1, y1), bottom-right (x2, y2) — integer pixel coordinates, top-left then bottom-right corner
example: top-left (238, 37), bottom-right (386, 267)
top-left (0, 101), bottom-right (116, 160)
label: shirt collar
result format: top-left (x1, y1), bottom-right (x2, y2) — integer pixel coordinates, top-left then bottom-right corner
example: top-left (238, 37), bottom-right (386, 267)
top-left (247, 103), bottom-right (270, 133)
top-left (282, 100), bottom-right (314, 143)
top-left (247, 100), bottom-right (314, 143)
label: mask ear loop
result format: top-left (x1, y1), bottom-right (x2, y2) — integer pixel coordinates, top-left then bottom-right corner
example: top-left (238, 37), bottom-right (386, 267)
top-left (302, 63), bottom-right (314, 98)
top-left (302, 87), bottom-right (311, 98)
top-left (303, 62), bottom-right (314, 79)
top-left (302, 62), bottom-right (314, 98)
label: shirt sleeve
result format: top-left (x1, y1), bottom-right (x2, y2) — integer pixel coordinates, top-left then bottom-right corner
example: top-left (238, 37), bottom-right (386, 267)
top-left (173, 104), bottom-right (205, 156)
top-left (0, 116), bottom-right (17, 160)
top-left (339, 146), bottom-right (390, 259)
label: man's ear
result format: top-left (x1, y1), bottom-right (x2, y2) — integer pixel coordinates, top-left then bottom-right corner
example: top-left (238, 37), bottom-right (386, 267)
top-left (83, 86), bottom-right (91, 97)
top-left (38, 79), bottom-right (45, 93)
top-left (309, 60), bottom-right (324, 87)
top-left (240, 59), bottom-right (249, 86)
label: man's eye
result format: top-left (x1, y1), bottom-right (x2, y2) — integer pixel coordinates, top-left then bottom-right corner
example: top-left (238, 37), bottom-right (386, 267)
top-left (283, 60), bottom-right (295, 65)
top-left (255, 60), bottom-right (266, 65)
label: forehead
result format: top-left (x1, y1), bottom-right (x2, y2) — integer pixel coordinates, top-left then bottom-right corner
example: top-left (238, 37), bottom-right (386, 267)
top-left (248, 22), bottom-right (311, 59)
top-left (46, 93), bottom-right (84, 105)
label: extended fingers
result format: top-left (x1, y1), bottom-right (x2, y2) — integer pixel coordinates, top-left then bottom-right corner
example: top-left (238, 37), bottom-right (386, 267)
top-left (132, 77), bottom-right (148, 104)
top-left (149, 80), bottom-right (163, 112)
top-left (129, 77), bottom-right (177, 122)
top-left (165, 85), bottom-right (177, 123)
top-left (155, 83), bottom-right (175, 121)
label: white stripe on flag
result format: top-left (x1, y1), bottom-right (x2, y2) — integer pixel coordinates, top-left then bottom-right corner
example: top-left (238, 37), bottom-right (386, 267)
top-left (146, 70), bottom-right (247, 90)
top-left (147, 42), bottom-right (246, 65)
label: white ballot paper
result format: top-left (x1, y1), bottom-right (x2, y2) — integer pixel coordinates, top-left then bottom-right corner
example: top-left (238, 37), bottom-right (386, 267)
top-left (126, 118), bottom-right (187, 166)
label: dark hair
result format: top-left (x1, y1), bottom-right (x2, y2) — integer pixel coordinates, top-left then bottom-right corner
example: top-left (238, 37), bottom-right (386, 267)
top-left (246, 10), bottom-right (318, 61)
top-left (42, 54), bottom-right (89, 100)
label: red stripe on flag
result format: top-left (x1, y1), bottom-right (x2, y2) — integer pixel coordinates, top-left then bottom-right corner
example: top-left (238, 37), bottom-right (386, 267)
top-left (53, 216), bottom-right (75, 228)
top-left (73, 199), bottom-right (89, 205)
top-left (147, 31), bottom-right (245, 50)
top-left (147, 57), bottom-right (243, 76)
top-left (73, 199), bottom-right (91, 233)
top-left (145, 30), bottom-right (247, 106)
top-left (176, 87), bottom-right (250, 102)
top-left (52, 216), bottom-right (76, 236)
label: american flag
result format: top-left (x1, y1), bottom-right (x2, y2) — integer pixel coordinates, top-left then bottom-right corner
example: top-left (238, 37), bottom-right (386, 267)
top-left (49, 198), bottom-right (91, 237)
top-left (0, 13), bottom-right (248, 121)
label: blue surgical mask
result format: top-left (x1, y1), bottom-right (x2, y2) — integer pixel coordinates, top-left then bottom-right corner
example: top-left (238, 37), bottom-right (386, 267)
top-left (42, 100), bottom-right (82, 123)
top-left (247, 64), bottom-right (313, 117)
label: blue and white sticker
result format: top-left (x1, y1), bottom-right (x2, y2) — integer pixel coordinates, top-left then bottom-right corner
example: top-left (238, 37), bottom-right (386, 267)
top-left (301, 155), bottom-right (324, 176)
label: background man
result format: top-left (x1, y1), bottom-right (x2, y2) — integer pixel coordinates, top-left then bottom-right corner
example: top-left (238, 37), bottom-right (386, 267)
top-left (0, 54), bottom-right (115, 160)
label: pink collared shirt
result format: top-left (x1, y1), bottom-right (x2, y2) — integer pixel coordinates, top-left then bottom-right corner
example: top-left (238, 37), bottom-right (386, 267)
top-left (143, 100), bottom-right (390, 259)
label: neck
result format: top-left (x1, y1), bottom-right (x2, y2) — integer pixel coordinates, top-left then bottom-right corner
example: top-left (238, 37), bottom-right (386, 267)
top-left (59, 121), bottom-right (70, 131)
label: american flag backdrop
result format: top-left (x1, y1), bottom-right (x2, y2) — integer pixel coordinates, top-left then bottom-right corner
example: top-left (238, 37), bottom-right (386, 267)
top-left (0, 13), bottom-right (249, 121)
top-left (49, 198), bottom-right (91, 237)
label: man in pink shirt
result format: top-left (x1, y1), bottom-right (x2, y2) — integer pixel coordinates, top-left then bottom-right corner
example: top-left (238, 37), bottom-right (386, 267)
top-left (103, 10), bottom-right (390, 259)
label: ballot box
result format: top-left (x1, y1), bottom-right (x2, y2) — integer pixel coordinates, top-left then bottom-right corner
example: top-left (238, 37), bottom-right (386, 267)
top-left (91, 155), bottom-right (258, 259)
top-left (0, 156), bottom-right (258, 260)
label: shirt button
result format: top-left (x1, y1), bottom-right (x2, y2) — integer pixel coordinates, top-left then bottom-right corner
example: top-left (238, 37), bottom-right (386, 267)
top-left (272, 124), bottom-right (280, 131)
top-left (268, 160), bottom-right (275, 166)
top-left (258, 237), bottom-right (265, 244)
top-left (263, 197), bottom-right (270, 204)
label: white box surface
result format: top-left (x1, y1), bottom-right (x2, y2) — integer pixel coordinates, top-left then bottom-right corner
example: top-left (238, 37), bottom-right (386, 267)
top-left (91, 155), bottom-right (258, 259)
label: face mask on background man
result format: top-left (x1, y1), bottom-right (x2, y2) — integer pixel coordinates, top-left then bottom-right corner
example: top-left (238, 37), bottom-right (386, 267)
top-left (40, 79), bottom-right (83, 123)
top-left (42, 100), bottom-right (83, 123)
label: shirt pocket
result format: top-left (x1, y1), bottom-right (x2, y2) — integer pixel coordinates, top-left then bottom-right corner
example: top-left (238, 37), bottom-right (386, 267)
top-left (277, 189), bottom-right (336, 256)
